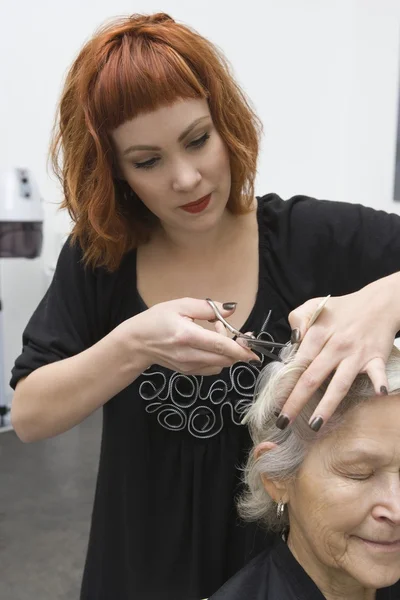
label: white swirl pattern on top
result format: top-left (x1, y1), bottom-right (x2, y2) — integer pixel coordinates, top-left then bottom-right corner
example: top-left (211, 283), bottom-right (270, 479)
top-left (139, 310), bottom-right (277, 438)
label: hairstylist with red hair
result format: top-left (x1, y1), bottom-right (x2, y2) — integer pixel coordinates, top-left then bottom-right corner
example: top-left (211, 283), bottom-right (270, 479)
top-left (10, 13), bottom-right (400, 600)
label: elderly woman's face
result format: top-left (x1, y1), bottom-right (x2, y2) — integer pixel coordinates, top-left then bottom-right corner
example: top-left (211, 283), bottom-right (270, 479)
top-left (287, 395), bottom-right (400, 590)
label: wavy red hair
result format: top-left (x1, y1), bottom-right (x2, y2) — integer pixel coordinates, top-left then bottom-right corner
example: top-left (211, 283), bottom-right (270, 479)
top-left (50, 13), bottom-right (262, 271)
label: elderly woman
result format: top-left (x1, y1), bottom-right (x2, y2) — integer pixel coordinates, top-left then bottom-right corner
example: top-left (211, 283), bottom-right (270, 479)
top-left (210, 344), bottom-right (400, 599)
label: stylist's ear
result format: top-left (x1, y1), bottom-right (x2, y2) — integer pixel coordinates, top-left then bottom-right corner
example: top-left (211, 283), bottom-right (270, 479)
top-left (254, 442), bottom-right (289, 502)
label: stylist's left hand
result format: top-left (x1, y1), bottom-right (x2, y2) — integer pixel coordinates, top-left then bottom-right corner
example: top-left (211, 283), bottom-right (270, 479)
top-left (278, 273), bottom-right (400, 431)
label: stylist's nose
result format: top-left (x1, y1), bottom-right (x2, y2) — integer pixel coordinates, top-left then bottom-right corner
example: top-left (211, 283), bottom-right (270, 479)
top-left (171, 158), bottom-right (201, 193)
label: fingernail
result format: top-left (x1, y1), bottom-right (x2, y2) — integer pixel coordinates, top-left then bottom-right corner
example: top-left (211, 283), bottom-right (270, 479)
top-left (276, 413), bottom-right (290, 430)
top-left (249, 359), bottom-right (262, 367)
top-left (380, 385), bottom-right (388, 395)
top-left (290, 328), bottom-right (301, 344)
top-left (309, 416), bottom-right (324, 432)
top-left (223, 302), bottom-right (237, 311)
top-left (208, 318), bottom-right (218, 323)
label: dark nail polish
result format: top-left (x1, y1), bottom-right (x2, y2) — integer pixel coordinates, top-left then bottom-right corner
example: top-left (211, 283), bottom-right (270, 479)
top-left (208, 318), bottom-right (218, 323)
top-left (276, 413), bottom-right (290, 430)
top-left (223, 302), bottom-right (237, 311)
top-left (291, 328), bottom-right (301, 344)
top-left (309, 416), bottom-right (324, 432)
top-left (249, 359), bottom-right (262, 367)
top-left (380, 385), bottom-right (388, 395)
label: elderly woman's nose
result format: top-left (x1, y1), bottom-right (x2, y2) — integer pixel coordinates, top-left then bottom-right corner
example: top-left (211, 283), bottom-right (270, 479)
top-left (373, 485), bottom-right (400, 524)
top-left (171, 159), bottom-right (202, 193)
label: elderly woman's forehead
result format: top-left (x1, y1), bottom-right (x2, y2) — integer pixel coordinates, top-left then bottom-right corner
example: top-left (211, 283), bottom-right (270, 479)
top-left (337, 393), bottom-right (400, 428)
top-left (322, 396), bottom-right (400, 457)
top-left (329, 439), bottom-right (398, 463)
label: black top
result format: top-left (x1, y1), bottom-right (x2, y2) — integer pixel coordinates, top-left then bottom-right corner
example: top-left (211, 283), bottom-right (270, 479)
top-left (10, 194), bottom-right (400, 600)
top-left (210, 537), bottom-right (400, 599)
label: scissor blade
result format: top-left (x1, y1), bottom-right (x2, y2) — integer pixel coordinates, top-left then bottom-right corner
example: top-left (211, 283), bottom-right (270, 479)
top-left (244, 338), bottom-right (287, 349)
top-left (246, 341), bottom-right (282, 360)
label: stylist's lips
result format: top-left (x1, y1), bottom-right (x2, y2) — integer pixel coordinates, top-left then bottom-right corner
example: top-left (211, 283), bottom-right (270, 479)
top-left (180, 193), bottom-right (211, 214)
top-left (355, 536), bottom-right (400, 553)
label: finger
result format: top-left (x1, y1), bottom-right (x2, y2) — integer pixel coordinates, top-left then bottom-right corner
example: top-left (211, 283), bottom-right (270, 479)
top-left (236, 331), bottom-right (255, 349)
top-left (288, 297), bottom-right (332, 344)
top-left (162, 350), bottom-right (235, 373)
top-left (292, 323), bottom-right (330, 368)
top-left (214, 321), bottom-right (228, 336)
top-left (166, 345), bottom-right (256, 374)
top-left (185, 348), bottom-right (241, 367)
top-left (194, 355), bottom-right (260, 377)
top-left (163, 361), bottom-right (224, 376)
top-left (288, 298), bottom-right (323, 342)
top-left (306, 359), bottom-right (361, 431)
top-left (186, 323), bottom-right (258, 362)
top-left (277, 349), bottom-right (339, 424)
top-left (177, 297), bottom-right (237, 322)
top-left (364, 357), bottom-right (389, 397)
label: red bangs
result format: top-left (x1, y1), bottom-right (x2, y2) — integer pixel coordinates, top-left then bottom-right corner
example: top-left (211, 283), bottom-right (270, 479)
top-left (92, 35), bottom-right (207, 131)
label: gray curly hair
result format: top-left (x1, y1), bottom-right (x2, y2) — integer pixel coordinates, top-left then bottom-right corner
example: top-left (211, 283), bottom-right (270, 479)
top-left (238, 344), bottom-right (400, 532)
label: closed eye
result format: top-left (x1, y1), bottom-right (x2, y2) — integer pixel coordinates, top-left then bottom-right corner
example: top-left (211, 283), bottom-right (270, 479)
top-left (133, 157), bottom-right (159, 170)
top-left (346, 473), bottom-right (374, 481)
top-left (188, 132), bottom-right (210, 148)
top-left (133, 132), bottom-right (211, 170)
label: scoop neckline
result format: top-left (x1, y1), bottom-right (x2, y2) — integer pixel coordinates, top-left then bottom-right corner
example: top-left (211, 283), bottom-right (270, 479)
top-left (135, 197), bottom-right (265, 334)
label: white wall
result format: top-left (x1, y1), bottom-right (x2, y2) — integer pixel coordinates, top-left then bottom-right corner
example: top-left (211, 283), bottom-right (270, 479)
top-left (1, 0), bottom-right (400, 394)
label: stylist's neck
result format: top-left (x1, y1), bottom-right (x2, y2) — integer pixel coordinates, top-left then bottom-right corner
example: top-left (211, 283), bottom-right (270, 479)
top-left (153, 207), bottom-right (238, 257)
top-left (287, 532), bottom-right (376, 600)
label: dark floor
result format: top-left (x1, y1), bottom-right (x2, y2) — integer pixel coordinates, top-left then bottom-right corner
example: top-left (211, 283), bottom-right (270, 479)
top-left (0, 410), bottom-right (101, 600)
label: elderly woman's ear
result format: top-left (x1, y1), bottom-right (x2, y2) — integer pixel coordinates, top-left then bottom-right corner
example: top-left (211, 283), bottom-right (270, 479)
top-left (254, 442), bottom-right (289, 503)
top-left (253, 442), bottom-right (277, 460)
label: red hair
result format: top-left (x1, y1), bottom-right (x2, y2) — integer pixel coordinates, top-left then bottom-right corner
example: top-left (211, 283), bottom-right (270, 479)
top-left (50, 13), bottom-right (262, 270)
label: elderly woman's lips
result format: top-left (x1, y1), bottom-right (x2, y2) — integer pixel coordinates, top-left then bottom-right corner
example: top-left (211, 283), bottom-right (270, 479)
top-left (355, 536), bottom-right (400, 552)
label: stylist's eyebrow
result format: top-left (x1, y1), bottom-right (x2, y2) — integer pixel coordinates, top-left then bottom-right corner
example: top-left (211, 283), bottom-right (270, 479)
top-left (122, 116), bottom-right (210, 155)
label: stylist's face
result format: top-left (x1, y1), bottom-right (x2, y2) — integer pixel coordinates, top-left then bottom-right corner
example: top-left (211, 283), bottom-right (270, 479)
top-left (111, 98), bottom-right (231, 233)
top-left (286, 395), bottom-right (400, 590)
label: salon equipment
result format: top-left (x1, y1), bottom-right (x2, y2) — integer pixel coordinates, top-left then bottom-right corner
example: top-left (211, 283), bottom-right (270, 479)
top-left (206, 294), bottom-right (331, 362)
top-left (307, 295), bottom-right (331, 326)
top-left (206, 298), bottom-right (288, 360)
top-left (0, 168), bottom-right (44, 430)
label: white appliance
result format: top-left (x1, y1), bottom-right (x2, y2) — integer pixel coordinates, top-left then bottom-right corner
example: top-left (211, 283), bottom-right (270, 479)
top-left (0, 168), bottom-right (44, 430)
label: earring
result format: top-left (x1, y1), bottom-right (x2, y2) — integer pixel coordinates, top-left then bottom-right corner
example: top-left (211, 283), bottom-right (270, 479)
top-left (276, 501), bottom-right (285, 519)
top-left (123, 186), bottom-right (136, 202)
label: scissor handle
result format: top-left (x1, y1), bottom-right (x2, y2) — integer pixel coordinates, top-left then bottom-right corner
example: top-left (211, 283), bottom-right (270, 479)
top-left (205, 299), bottom-right (243, 337)
top-left (206, 298), bottom-right (287, 348)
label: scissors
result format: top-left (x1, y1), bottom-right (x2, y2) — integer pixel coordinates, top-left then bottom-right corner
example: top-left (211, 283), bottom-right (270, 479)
top-left (205, 295), bottom-right (331, 361)
top-left (206, 298), bottom-right (288, 361)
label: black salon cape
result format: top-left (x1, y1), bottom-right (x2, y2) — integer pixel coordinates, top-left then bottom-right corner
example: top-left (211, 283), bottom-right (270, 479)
top-left (10, 195), bottom-right (400, 600)
top-left (210, 537), bottom-right (400, 599)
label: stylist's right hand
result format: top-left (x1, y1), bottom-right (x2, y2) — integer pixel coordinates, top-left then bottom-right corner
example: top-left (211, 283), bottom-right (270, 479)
top-left (122, 298), bottom-right (259, 376)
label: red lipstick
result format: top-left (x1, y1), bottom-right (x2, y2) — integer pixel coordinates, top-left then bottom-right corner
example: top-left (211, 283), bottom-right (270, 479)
top-left (180, 193), bottom-right (211, 214)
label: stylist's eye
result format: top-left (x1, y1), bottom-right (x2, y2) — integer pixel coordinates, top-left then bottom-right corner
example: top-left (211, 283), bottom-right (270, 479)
top-left (188, 132), bottom-right (210, 148)
top-left (134, 157), bottom-right (159, 170)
